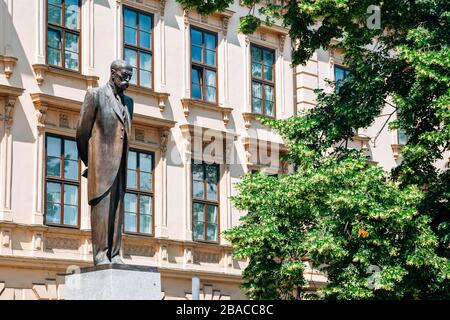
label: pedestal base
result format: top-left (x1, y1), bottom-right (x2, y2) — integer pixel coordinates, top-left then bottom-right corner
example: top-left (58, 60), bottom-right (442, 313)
top-left (64, 264), bottom-right (161, 300)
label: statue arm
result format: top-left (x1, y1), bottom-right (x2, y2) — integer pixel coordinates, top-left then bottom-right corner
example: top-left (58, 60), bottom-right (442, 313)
top-left (76, 89), bottom-right (97, 167)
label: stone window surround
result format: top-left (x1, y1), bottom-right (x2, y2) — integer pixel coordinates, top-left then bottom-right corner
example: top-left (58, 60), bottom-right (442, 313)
top-left (242, 20), bottom-right (288, 128)
top-left (179, 124), bottom-right (236, 245)
top-left (115, 0), bottom-right (171, 111)
top-left (182, 8), bottom-right (234, 125)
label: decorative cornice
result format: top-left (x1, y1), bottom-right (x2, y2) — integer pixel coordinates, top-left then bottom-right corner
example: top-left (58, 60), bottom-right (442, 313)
top-left (0, 55), bottom-right (18, 79)
top-left (126, 85), bottom-right (170, 112)
top-left (30, 93), bottom-right (82, 131)
top-left (181, 98), bottom-right (233, 125)
top-left (31, 64), bottom-right (99, 88)
top-left (132, 113), bottom-right (176, 129)
top-left (242, 112), bottom-right (277, 129)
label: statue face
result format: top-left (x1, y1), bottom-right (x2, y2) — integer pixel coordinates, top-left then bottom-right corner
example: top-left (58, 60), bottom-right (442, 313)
top-left (111, 67), bottom-right (133, 92)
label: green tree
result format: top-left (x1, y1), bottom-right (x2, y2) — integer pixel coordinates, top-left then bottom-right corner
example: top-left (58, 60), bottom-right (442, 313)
top-left (178, 0), bottom-right (450, 299)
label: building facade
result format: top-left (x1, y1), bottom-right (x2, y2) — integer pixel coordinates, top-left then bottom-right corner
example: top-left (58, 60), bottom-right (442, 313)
top-left (1, 0), bottom-right (447, 300)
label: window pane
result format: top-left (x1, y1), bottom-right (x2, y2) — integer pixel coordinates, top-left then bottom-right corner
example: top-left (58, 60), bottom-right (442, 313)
top-left (398, 130), bottom-right (408, 145)
top-left (64, 140), bottom-right (78, 160)
top-left (48, 3), bottom-right (62, 25)
top-left (205, 70), bottom-right (215, 86)
top-left (265, 65), bottom-right (274, 82)
top-left (65, 51), bottom-right (79, 71)
top-left (251, 46), bottom-right (261, 62)
top-left (64, 184), bottom-right (78, 205)
top-left (252, 98), bottom-right (262, 113)
top-left (47, 136), bottom-right (61, 157)
top-left (63, 205), bottom-right (78, 225)
top-left (263, 49), bottom-right (274, 66)
top-left (128, 151), bottom-right (137, 169)
top-left (140, 195), bottom-right (152, 215)
top-left (124, 48), bottom-right (137, 67)
top-left (140, 213), bottom-right (152, 234)
top-left (139, 195), bottom-right (152, 234)
top-left (124, 49), bottom-right (137, 85)
top-left (335, 66), bottom-right (346, 82)
top-left (48, 47), bottom-right (62, 67)
top-left (47, 156), bottom-right (61, 177)
top-left (264, 85), bottom-right (274, 103)
top-left (124, 193), bottom-right (137, 232)
top-left (192, 84), bottom-right (202, 100)
top-left (194, 222), bottom-right (205, 240)
top-left (64, 0), bottom-right (79, 30)
top-left (140, 31), bottom-right (151, 49)
top-left (140, 51), bottom-right (152, 70)
top-left (206, 165), bottom-right (218, 201)
top-left (191, 28), bottom-right (202, 46)
top-left (124, 8), bottom-right (137, 27)
top-left (192, 45), bottom-right (202, 63)
top-left (265, 101), bottom-right (274, 117)
top-left (65, 32), bottom-right (78, 53)
top-left (140, 70), bottom-right (152, 88)
top-left (47, 28), bottom-right (61, 49)
top-left (124, 26), bottom-right (137, 46)
top-left (204, 33), bottom-right (216, 49)
top-left (191, 68), bottom-right (202, 99)
top-left (139, 13), bottom-right (151, 33)
top-left (64, 159), bottom-right (78, 179)
top-left (205, 49), bottom-right (215, 66)
top-left (193, 164), bottom-right (204, 198)
top-left (127, 170), bottom-right (137, 188)
top-left (46, 182), bottom-right (61, 204)
top-left (264, 85), bottom-right (275, 117)
top-left (46, 202), bottom-right (61, 224)
top-left (193, 202), bottom-right (204, 222)
top-left (140, 172), bottom-right (152, 191)
top-left (206, 223), bottom-right (218, 241)
top-left (140, 153), bottom-right (152, 172)
top-left (206, 205), bottom-right (218, 223)
top-left (252, 81), bottom-right (262, 99)
top-left (252, 62), bottom-right (262, 78)
top-left (206, 87), bottom-right (216, 103)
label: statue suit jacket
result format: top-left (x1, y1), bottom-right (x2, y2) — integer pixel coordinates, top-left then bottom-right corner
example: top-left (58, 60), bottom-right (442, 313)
top-left (76, 83), bottom-right (134, 205)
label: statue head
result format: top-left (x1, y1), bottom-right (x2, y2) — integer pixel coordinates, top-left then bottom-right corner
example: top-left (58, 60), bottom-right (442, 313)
top-left (110, 60), bottom-right (133, 93)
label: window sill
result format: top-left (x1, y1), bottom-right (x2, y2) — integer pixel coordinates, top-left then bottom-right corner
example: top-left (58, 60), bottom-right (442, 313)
top-left (0, 55), bottom-right (18, 79)
top-left (242, 112), bottom-right (275, 129)
top-left (32, 64), bottom-right (99, 88)
top-left (126, 85), bottom-right (170, 112)
top-left (181, 98), bottom-right (233, 125)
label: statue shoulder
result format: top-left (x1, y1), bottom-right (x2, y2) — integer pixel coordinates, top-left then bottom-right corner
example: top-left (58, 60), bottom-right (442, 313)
top-left (124, 94), bottom-right (134, 105)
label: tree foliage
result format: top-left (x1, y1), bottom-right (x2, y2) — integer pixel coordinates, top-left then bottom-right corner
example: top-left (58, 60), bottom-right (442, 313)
top-left (178, 0), bottom-right (450, 299)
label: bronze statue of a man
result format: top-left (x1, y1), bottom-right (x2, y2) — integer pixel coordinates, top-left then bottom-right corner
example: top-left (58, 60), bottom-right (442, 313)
top-left (76, 60), bottom-right (134, 265)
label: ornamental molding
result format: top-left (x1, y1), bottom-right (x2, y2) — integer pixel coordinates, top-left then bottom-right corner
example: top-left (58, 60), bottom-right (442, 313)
top-left (31, 64), bottom-right (99, 88)
top-left (0, 55), bottom-right (18, 79)
top-left (181, 98), bottom-right (233, 125)
top-left (126, 86), bottom-right (170, 112)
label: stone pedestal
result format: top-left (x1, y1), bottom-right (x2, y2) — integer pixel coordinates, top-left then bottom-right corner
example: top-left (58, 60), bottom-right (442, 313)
top-left (64, 264), bottom-right (161, 300)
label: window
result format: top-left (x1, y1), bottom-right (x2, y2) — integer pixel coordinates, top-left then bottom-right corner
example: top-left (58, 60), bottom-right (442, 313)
top-left (124, 150), bottom-right (154, 235)
top-left (45, 135), bottom-right (80, 227)
top-left (251, 45), bottom-right (275, 117)
top-left (47, 0), bottom-right (81, 71)
top-left (398, 129), bottom-right (409, 145)
top-left (334, 65), bottom-right (351, 92)
top-left (123, 7), bottom-right (153, 88)
top-left (192, 162), bottom-right (219, 242)
top-left (191, 27), bottom-right (218, 103)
